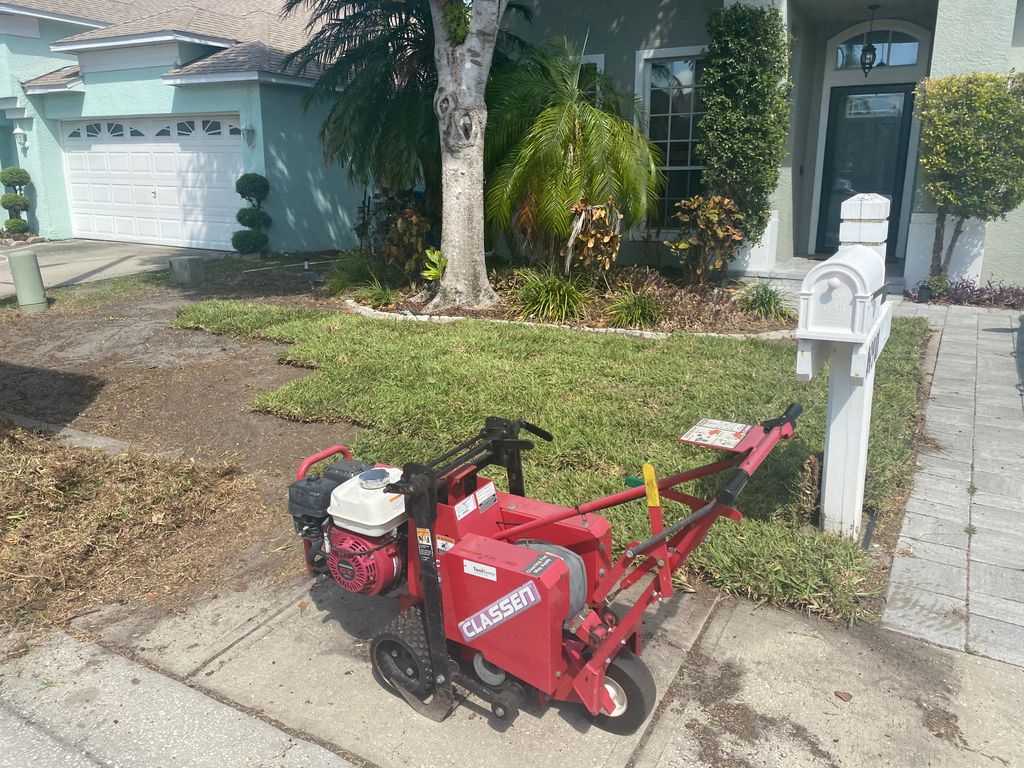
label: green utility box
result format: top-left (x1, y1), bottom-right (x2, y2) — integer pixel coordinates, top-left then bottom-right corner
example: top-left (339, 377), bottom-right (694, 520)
top-left (8, 249), bottom-right (47, 313)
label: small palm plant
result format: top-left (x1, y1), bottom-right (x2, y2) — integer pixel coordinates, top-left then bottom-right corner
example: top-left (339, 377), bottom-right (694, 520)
top-left (486, 39), bottom-right (664, 267)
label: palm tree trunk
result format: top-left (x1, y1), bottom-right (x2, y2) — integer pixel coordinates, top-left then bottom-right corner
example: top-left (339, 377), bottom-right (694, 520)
top-left (424, 0), bottom-right (503, 312)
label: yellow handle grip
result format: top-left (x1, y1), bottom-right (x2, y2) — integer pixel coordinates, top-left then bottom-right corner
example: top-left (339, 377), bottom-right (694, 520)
top-left (642, 463), bottom-right (661, 509)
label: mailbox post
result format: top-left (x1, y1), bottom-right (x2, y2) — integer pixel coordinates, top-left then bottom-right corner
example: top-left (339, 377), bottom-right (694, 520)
top-left (796, 244), bottom-right (892, 539)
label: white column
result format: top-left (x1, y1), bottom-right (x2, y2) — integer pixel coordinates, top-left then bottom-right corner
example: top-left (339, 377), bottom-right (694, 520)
top-left (839, 193), bottom-right (890, 262)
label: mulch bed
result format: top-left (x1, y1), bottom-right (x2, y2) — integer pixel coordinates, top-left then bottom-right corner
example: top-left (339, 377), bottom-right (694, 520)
top-left (394, 268), bottom-right (795, 335)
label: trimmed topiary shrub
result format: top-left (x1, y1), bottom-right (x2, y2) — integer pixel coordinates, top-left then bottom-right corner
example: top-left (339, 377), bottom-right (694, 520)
top-left (4, 218), bottom-right (30, 234)
top-left (236, 207), bottom-right (272, 231)
top-left (232, 172), bottom-right (271, 254)
top-left (0, 166), bottom-right (31, 193)
top-left (697, 4), bottom-right (791, 245)
top-left (231, 229), bottom-right (269, 254)
top-left (235, 173), bottom-right (270, 209)
top-left (1, 192), bottom-right (29, 216)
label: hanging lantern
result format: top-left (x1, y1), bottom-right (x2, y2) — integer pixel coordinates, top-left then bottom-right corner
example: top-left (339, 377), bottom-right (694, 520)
top-left (860, 4), bottom-right (881, 77)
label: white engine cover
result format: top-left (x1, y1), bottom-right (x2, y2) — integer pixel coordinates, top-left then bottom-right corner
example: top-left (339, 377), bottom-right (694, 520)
top-left (328, 467), bottom-right (407, 537)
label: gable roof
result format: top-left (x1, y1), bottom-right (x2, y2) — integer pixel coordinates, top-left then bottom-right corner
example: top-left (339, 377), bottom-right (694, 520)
top-left (5, 0), bottom-right (314, 80)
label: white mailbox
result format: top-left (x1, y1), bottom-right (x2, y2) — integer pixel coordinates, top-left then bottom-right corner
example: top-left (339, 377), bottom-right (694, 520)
top-left (795, 244), bottom-right (893, 541)
top-left (797, 244), bottom-right (886, 343)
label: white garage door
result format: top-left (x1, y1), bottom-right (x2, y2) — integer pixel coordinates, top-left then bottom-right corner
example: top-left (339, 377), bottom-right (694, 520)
top-left (62, 115), bottom-right (245, 250)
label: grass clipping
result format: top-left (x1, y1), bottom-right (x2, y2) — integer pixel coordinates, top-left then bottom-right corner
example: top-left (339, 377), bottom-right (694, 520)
top-left (0, 425), bottom-right (266, 629)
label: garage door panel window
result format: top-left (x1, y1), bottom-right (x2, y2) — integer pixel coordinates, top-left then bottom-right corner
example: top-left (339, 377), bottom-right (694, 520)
top-left (62, 113), bottom-right (244, 250)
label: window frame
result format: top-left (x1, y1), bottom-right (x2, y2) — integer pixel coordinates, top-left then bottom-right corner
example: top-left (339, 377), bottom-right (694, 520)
top-left (634, 45), bottom-right (707, 232)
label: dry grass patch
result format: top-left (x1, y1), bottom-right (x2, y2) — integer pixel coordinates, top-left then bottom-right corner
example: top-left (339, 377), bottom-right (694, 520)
top-left (0, 425), bottom-right (275, 629)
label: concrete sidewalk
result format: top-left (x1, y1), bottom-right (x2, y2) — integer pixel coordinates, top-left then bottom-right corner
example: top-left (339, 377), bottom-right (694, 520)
top-left (0, 239), bottom-right (222, 299)
top-left (884, 303), bottom-right (1024, 666)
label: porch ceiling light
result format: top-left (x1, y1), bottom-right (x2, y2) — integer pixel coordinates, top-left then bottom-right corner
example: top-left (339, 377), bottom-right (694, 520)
top-left (860, 4), bottom-right (881, 77)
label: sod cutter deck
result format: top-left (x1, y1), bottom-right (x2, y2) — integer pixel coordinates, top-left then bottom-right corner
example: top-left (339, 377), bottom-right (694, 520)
top-left (288, 404), bottom-right (802, 733)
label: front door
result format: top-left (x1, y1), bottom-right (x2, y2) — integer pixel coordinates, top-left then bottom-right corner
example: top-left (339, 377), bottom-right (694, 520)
top-left (816, 85), bottom-right (915, 259)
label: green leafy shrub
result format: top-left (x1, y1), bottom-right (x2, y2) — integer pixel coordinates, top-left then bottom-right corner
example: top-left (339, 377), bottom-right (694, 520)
top-left (421, 248), bottom-right (447, 282)
top-left (916, 73), bottom-right (1024, 275)
top-left (605, 286), bottom-right (664, 329)
top-left (564, 198), bottom-right (623, 273)
top-left (514, 266), bottom-right (592, 322)
top-left (235, 173), bottom-right (270, 208)
top-left (236, 207), bottom-right (272, 231)
top-left (377, 207), bottom-right (432, 276)
top-left (1, 193), bottom-right (29, 215)
top-left (924, 271), bottom-right (950, 299)
top-left (354, 277), bottom-right (397, 309)
top-left (734, 282), bottom-right (795, 321)
top-left (664, 195), bottom-right (745, 284)
top-left (4, 218), bottom-right (29, 234)
top-left (0, 167), bottom-right (31, 192)
top-left (328, 252), bottom-right (375, 295)
top-left (697, 4), bottom-right (791, 244)
top-left (231, 229), bottom-right (269, 254)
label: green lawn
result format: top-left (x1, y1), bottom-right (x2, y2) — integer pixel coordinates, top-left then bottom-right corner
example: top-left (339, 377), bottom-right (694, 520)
top-left (174, 300), bottom-right (929, 622)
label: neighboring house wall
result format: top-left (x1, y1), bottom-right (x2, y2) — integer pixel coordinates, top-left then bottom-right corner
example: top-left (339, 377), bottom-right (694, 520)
top-left (258, 83), bottom-right (361, 251)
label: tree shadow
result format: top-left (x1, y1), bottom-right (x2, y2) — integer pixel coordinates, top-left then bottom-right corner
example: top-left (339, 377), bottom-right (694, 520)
top-left (0, 361), bottom-right (105, 426)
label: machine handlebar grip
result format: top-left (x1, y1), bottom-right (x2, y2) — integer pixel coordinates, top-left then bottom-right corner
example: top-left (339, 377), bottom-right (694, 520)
top-left (716, 469), bottom-right (750, 506)
top-left (519, 421), bottom-right (554, 442)
top-left (782, 402), bottom-right (803, 426)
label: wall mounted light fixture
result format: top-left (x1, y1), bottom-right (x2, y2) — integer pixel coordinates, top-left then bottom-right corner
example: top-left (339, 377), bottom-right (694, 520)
top-left (860, 4), bottom-right (881, 77)
top-left (241, 125), bottom-right (256, 148)
top-left (12, 124), bottom-right (28, 150)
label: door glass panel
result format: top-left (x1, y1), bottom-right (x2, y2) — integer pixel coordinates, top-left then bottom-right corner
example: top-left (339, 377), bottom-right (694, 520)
top-left (818, 89), bottom-right (911, 255)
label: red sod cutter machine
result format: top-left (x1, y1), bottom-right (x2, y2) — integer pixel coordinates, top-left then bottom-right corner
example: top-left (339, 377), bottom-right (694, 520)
top-left (288, 403), bottom-right (802, 733)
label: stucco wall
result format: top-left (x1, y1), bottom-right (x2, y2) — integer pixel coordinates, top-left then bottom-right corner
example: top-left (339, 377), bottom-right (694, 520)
top-left (0, 18), bottom-right (84, 236)
top-left (977, 0), bottom-right (1024, 285)
top-left (258, 84), bottom-right (362, 252)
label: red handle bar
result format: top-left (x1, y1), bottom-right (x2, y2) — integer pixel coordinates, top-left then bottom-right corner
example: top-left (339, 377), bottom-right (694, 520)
top-left (296, 445), bottom-right (353, 480)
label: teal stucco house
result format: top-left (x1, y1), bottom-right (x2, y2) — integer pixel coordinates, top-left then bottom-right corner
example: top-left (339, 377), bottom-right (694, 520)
top-left (0, 0), bottom-right (359, 252)
top-left (529, 0), bottom-right (1024, 288)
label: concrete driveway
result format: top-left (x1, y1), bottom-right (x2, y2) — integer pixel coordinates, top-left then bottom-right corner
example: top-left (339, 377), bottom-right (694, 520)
top-left (0, 239), bottom-right (224, 299)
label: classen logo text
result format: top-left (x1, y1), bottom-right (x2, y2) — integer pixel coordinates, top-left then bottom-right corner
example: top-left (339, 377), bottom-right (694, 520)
top-left (458, 582), bottom-right (541, 641)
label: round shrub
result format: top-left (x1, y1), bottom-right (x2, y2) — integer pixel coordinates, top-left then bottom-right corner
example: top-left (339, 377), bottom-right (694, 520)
top-left (231, 229), bottom-right (269, 254)
top-left (605, 286), bottom-right (664, 329)
top-left (4, 218), bottom-right (29, 234)
top-left (0, 166), bottom-right (31, 190)
top-left (236, 207), bottom-right (272, 231)
top-left (513, 267), bottom-right (592, 323)
top-left (1, 192), bottom-right (30, 215)
top-left (235, 173), bottom-right (270, 207)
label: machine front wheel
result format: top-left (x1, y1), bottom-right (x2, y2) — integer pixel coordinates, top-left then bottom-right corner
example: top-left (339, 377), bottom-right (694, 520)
top-left (370, 606), bottom-right (433, 698)
top-left (588, 650), bottom-right (656, 735)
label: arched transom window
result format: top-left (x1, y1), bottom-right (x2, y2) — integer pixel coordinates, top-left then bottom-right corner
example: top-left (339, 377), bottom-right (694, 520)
top-left (836, 29), bottom-right (920, 70)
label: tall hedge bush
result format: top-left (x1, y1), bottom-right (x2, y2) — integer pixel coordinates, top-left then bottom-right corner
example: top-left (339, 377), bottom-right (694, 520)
top-left (916, 73), bottom-right (1024, 276)
top-left (697, 5), bottom-right (791, 245)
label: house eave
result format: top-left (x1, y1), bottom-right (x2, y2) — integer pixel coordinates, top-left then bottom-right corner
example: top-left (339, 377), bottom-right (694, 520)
top-left (23, 77), bottom-right (84, 95)
top-left (162, 70), bottom-right (312, 88)
top-left (0, 3), bottom-right (104, 28)
top-left (51, 31), bottom-right (235, 53)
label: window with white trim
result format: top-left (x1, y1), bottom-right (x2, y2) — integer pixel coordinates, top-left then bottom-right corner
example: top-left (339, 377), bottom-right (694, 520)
top-left (645, 56), bottom-right (705, 229)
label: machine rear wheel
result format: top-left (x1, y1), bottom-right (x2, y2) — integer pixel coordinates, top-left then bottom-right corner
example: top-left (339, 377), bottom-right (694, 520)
top-left (588, 650), bottom-right (656, 735)
top-left (370, 606), bottom-right (433, 698)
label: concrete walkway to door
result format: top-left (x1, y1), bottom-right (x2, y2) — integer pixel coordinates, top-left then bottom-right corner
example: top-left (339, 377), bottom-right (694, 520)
top-left (0, 239), bottom-right (223, 299)
top-left (884, 301), bottom-right (1024, 667)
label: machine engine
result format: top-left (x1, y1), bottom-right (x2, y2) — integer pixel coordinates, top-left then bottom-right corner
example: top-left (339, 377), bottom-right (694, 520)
top-left (289, 461), bottom-right (408, 597)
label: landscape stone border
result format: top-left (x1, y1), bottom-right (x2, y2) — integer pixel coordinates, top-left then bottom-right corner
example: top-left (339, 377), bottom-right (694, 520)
top-left (343, 299), bottom-right (796, 341)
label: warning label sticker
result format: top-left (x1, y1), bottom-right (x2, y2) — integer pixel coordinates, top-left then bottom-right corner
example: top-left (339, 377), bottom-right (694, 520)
top-left (679, 419), bottom-right (752, 450)
top-left (524, 552), bottom-right (558, 576)
top-left (416, 528), bottom-right (433, 558)
top-left (436, 534), bottom-right (455, 555)
top-left (454, 494), bottom-right (478, 521)
top-left (388, 494), bottom-right (406, 514)
top-left (475, 482), bottom-right (498, 513)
